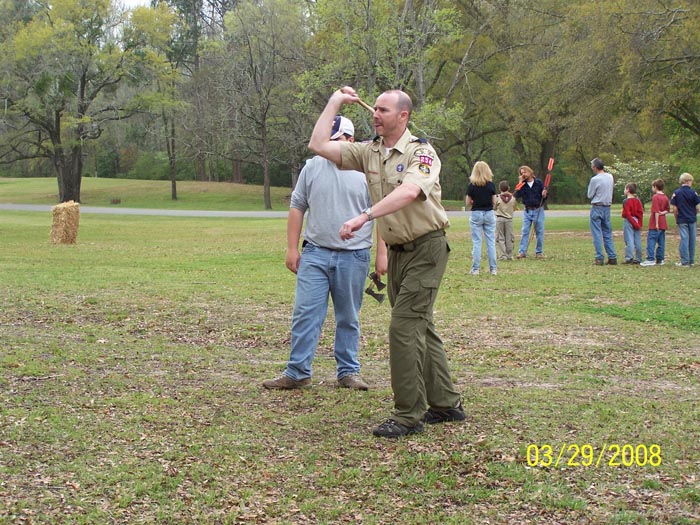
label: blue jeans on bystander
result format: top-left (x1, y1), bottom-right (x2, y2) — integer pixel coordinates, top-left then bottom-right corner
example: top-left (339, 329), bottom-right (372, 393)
top-left (677, 222), bottom-right (697, 265)
top-left (590, 206), bottom-right (617, 261)
top-left (518, 208), bottom-right (545, 256)
top-left (645, 229), bottom-right (666, 262)
top-left (284, 243), bottom-right (370, 381)
top-left (623, 219), bottom-right (642, 262)
top-left (470, 210), bottom-right (497, 272)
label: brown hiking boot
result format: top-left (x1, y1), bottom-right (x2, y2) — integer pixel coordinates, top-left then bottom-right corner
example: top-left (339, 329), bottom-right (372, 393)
top-left (337, 374), bottom-right (369, 391)
top-left (262, 375), bottom-right (312, 390)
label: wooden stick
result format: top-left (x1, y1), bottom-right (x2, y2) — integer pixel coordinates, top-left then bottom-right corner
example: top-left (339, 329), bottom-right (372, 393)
top-left (357, 98), bottom-right (374, 114)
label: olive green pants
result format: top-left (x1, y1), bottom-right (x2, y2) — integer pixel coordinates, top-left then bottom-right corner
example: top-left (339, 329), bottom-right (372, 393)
top-left (387, 231), bottom-right (461, 426)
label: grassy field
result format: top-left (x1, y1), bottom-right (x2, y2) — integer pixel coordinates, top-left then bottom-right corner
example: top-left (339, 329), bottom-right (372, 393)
top-left (0, 177), bottom-right (294, 211)
top-left (0, 176), bottom-right (582, 212)
top-left (1, 178), bottom-right (699, 524)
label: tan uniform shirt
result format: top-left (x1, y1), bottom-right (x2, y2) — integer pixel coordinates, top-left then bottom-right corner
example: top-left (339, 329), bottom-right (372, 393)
top-left (340, 128), bottom-right (449, 245)
top-left (494, 192), bottom-right (517, 219)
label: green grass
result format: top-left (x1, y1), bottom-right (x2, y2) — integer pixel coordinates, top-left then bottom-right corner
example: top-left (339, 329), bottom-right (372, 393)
top-left (1, 179), bottom-right (699, 524)
top-left (0, 177), bottom-right (293, 211)
top-left (0, 176), bottom-right (592, 212)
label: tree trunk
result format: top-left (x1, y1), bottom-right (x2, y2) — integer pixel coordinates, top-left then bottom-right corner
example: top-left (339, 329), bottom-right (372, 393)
top-left (164, 112), bottom-right (178, 200)
top-left (197, 154), bottom-right (206, 181)
top-left (231, 158), bottom-right (243, 183)
top-left (512, 132), bottom-right (528, 167)
top-left (53, 146), bottom-right (83, 203)
top-left (291, 164), bottom-right (300, 190)
top-left (538, 140), bottom-right (556, 177)
top-left (262, 128), bottom-right (271, 210)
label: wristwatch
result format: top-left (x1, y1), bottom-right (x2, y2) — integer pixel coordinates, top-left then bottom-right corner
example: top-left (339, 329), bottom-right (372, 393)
top-left (362, 207), bottom-right (374, 221)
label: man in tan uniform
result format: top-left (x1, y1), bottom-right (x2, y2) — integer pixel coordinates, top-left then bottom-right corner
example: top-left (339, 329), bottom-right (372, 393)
top-left (308, 86), bottom-right (464, 438)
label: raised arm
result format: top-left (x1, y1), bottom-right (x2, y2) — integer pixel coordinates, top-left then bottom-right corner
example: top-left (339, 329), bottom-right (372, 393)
top-left (308, 87), bottom-right (363, 164)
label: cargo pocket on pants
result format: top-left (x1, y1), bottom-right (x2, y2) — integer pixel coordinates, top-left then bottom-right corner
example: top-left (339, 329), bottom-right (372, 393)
top-left (410, 278), bottom-right (438, 317)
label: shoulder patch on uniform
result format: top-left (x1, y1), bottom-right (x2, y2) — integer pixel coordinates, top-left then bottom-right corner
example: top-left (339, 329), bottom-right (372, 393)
top-left (414, 147), bottom-right (434, 167)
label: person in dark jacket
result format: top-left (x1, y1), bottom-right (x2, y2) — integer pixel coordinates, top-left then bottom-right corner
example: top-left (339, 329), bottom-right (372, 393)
top-left (514, 165), bottom-right (547, 258)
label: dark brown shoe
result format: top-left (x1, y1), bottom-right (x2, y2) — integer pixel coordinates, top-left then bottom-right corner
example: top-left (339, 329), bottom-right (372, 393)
top-left (337, 374), bottom-right (369, 391)
top-left (373, 419), bottom-right (424, 438)
top-left (423, 401), bottom-right (466, 424)
top-left (262, 375), bottom-right (312, 390)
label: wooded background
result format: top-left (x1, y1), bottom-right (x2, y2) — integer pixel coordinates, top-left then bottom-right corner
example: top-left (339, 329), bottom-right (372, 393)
top-left (1, 0), bottom-right (699, 206)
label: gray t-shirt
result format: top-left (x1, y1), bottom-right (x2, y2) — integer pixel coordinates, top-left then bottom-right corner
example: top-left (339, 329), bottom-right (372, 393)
top-left (291, 156), bottom-right (372, 250)
top-left (587, 171), bottom-right (615, 206)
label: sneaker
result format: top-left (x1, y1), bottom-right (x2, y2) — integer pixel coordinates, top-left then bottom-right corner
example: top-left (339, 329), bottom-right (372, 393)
top-left (470, 269), bottom-right (479, 275)
top-left (516, 253), bottom-right (526, 259)
top-left (424, 401), bottom-right (466, 425)
top-left (593, 259), bottom-right (604, 266)
top-left (657, 260), bottom-right (665, 266)
top-left (337, 374), bottom-right (369, 391)
top-left (640, 260), bottom-right (656, 267)
top-left (490, 269), bottom-right (497, 275)
top-left (675, 262), bottom-right (690, 267)
top-left (624, 259), bottom-right (635, 264)
top-left (372, 419), bottom-right (424, 438)
top-left (262, 375), bottom-right (312, 390)
top-left (607, 258), bottom-right (618, 265)
top-left (535, 253), bottom-right (544, 259)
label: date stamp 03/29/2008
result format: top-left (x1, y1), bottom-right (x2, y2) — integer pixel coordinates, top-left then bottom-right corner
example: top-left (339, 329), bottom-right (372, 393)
top-left (525, 443), bottom-right (662, 468)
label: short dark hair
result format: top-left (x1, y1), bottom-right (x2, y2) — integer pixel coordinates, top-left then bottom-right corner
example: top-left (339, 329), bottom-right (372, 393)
top-left (625, 182), bottom-right (638, 194)
top-left (384, 89), bottom-right (413, 117)
top-left (499, 180), bottom-right (510, 192)
top-left (653, 178), bottom-right (665, 191)
top-left (591, 158), bottom-right (605, 170)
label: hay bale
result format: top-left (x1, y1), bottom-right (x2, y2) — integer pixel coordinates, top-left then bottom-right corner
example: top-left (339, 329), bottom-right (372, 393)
top-left (50, 201), bottom-right (80, 244)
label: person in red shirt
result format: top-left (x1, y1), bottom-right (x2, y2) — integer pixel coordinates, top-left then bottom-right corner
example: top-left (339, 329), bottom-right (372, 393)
top-left (621, 182), bottom-right (644, 264)
top-left (640, 179), bottom-right (670, 266)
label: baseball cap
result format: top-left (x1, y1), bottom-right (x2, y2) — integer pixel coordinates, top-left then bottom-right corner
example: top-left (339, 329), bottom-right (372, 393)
top-left (330, 115), bottom-right (354, 140)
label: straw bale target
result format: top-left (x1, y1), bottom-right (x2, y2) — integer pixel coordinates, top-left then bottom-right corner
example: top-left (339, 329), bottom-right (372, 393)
top-left (50, 201), bottom-right (80, 244)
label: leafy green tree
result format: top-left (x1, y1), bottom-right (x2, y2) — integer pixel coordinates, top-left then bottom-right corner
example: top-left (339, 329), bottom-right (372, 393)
top-left (617, 1), bottom-right (700, 144)
top-left (0, 0), bottom-right (162, 202)
top-left (222, 0), bottom-right (308, 209)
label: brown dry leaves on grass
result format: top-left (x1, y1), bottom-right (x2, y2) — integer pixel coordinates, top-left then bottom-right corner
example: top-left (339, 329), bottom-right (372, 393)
top-left (2, 283), bottom-right (700, 524)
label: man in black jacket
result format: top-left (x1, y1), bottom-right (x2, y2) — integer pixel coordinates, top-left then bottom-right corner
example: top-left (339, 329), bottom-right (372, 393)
top-left (514, 165), bottom-right (547, 258)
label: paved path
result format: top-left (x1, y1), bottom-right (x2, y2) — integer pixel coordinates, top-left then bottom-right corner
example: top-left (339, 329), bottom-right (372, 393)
top-left (0, 203), bottom-right (590, 218)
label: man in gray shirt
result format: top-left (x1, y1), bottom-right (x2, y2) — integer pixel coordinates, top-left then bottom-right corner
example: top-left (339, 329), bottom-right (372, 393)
top-left (587, 157), bottom-right (617, 265)
top-left (263, 116), bottom-right (387, 390)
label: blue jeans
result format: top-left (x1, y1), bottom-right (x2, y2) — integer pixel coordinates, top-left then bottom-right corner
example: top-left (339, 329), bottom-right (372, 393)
top-left (589, 206), bottom-right (617, 261)
top-left (470, 210), bottom-right (497, 271)
top-left (677, 222), bottom-right (696, 265)
top-left (623, 219), bottom-right (642, 262)
top-left (645, 230), bottom-right (665, 262)
top-left (285, 243), bottom-right (370, 380)
top-left (518, 208), bottom-right (545, 255)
